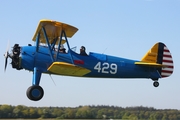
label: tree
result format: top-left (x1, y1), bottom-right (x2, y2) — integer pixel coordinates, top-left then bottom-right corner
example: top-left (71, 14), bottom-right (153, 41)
top-left (29, 108), bottom-right (39, 118)
top-left (129, 114), bottom-right (138, 120)
top-left (122, 111), bottom-right (130, 119)
top-left (76, 106), bottom-right (92, 118)
top-left (13, 107), bottom-right (21, 118)
top-left (0, 104), bottom-right (180, 119)
top-left (0, 104), bottom-right (13, 118)
top-left (51, 107), bottom-right (63, 118)
top-left (96, 108), bottom-right (106, 119)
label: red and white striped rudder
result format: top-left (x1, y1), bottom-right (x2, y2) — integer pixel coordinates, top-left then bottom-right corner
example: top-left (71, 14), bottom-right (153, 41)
top-left (160, 45), bottom-right (174, 78)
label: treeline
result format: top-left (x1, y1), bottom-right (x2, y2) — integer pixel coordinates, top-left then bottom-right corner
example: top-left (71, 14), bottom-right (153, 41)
top-left (0, 104), bottom-right (180, 120)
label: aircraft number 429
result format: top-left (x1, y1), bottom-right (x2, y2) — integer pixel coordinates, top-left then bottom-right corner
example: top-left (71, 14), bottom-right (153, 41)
top-left (94, 62), bottom-right (118, 74)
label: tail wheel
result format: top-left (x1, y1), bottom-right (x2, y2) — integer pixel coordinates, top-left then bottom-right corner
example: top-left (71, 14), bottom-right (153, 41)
top-left (26, 85), bottom-right (44, 101)
top-left (153, 81), bottom-right (159, 87)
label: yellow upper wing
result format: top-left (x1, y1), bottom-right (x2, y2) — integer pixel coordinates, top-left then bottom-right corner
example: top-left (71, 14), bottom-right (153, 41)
top-left (48, 62), bottom-right (91, 76)
top-left (32, 19), bottom-right (78, 44)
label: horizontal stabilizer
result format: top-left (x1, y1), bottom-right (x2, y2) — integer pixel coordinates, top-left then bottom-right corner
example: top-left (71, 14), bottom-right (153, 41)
top-left (135, 62), bottom-right (166, 67)
top-left (48, 62), bottom-right (91, 76)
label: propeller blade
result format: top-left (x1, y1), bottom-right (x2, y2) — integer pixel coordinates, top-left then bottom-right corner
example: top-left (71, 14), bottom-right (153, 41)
top-left (4, 52), bottom-right (8, 72)
top-left (4, 40), bottom-right (10, 72)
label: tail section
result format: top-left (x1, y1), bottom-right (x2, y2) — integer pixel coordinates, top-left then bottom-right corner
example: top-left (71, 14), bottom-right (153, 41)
top-left (141, 42), bottom-right (174, 78)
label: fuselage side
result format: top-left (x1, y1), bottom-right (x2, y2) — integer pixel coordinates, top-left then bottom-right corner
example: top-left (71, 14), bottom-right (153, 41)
top-left (20, 46), bottom-right (160, 79)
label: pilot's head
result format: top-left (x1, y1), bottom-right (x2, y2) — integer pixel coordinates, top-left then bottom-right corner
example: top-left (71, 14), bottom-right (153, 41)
top-left (60, 45), bottom-right (66, 53)
top-left (81, 46), bottom-right (86, 51)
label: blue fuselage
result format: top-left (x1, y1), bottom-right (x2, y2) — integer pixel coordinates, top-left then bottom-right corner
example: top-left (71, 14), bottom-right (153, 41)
top-left (19, 46), bottom-right (160, 79)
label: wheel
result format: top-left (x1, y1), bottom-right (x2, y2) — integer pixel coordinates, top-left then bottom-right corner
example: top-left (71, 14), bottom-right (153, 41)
top-left (153, 81), bottom-right (159, 87)
top-left (26, 85), bottom-right (44, 101)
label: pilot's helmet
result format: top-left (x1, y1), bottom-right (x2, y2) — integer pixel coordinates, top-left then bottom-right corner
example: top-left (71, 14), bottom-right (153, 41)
top-left (81, 46), bottom-right (86, 50)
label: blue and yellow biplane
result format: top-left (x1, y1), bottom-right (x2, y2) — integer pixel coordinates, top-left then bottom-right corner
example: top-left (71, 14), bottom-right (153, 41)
top-left (4, 19), bottom-right (174, 101)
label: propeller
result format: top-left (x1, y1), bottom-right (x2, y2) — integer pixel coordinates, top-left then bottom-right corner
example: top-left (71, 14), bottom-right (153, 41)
top-left (4, 41), bottom-right (10, 72)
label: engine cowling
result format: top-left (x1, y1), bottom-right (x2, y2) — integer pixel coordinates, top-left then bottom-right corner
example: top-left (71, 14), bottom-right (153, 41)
top-left (11, 44), bottom-right (23, 70)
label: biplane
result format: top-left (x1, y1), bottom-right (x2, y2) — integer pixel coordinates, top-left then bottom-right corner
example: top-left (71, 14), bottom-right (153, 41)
top-left (4, 19), bottom-right (174, 101)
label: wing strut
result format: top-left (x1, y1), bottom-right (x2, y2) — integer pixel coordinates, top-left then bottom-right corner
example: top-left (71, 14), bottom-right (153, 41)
top-left (55, 30), bottom-right (74, 64)
top-left (64, 30), bottom-right (74, 64)
top-left (56, 30), bottom-right (63, 60)
top-left (35, 32), bottom-right (40, 52)
top-left (42, 27), bottom-right (55, 62)
top-left (51, 37), bottom-right (58, 51)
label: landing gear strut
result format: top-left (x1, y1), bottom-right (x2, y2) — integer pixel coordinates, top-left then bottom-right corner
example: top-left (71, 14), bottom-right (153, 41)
top-left (26, 67), bottom-right (44, 101)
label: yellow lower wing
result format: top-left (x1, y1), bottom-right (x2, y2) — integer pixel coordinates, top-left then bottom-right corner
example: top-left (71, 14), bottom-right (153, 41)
top-left (48, 62), bottom-right (91, 76)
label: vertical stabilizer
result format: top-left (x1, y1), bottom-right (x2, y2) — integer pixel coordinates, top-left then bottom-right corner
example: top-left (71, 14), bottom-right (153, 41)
top-left (141, 42), bottom-right (173, 78)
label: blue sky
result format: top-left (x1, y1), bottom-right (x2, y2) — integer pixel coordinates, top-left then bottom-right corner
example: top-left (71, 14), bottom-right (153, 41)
top-left (0, 0), bottom-right (180, 109)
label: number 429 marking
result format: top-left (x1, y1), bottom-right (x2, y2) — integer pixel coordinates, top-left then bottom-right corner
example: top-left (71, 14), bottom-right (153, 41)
top-left (94, 62), bottom-right (117, 74)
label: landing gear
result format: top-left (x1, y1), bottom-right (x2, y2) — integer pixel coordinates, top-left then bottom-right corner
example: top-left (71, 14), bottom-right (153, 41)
top-left (27, 67), bottom-right (43, 101)
top-left (152, 78), bottom-right (159, 87)
top-left (26, 85), bottom-right (44, 101)
top-left (153, 81), bottom-right (159, 87)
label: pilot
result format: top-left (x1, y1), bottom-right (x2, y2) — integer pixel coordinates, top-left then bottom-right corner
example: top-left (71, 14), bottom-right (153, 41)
top-left (80, 46), bottom-right (87, 56)
top-left (60, 45), bottom-right (66, 53)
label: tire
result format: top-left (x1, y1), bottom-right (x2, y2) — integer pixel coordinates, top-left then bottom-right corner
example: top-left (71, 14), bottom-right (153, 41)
top-left (153, 81), bottom-right (159, 87)
top-left (26, 85), bottom-right (44, 101)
